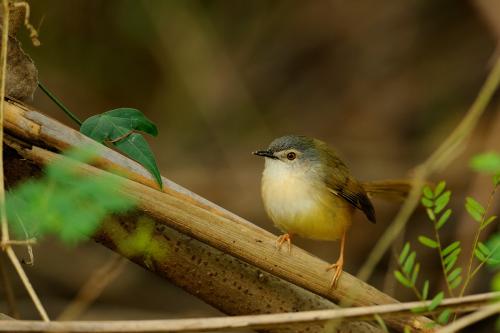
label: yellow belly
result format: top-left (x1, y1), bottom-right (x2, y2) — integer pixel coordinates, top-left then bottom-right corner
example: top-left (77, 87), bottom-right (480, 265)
top-left (262, 168), bottom-right (353, 241)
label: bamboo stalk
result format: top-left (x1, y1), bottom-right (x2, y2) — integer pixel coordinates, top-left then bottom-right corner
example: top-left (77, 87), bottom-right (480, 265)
top-left (7, 136), bottom-right (432, 332)
top-left (4, 140), bottom-right (381, 333)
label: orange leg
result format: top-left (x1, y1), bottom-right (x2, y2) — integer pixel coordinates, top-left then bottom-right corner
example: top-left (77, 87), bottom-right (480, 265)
top-left (275, 233), bottom-right (293, 253)
top-left (326, 230), bottom-right (346, 288)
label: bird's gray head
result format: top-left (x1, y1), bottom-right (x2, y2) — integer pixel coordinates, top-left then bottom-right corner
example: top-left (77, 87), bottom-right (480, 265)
top-left (253, 135), bottom-right (322, 167)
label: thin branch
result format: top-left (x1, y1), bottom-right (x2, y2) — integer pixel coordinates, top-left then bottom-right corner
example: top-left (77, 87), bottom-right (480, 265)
top-left (436, 300), bottom-right (500, 333)
top-left (357, 56), bottom-right (500, 281)
top-left (58, 256), bottom-right (126, 321)
top-left (0, 0), bottom-right (10, 246)
top-left (11, 1), bottom-right (40, 46)
top-left (5, 246), bottom-right (49, 321)
top-left (460, 184), bottom-right (499, 296)
top-left (0, 292), bottom-right (497, 332)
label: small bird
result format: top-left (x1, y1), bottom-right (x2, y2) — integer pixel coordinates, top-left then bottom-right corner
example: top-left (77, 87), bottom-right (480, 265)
top-left (254, 135), bottom-right (410, 288)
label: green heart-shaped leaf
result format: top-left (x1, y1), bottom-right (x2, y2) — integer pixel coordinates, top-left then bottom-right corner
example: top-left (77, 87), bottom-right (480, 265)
top-left (80, 108), bottom-right (162, 188)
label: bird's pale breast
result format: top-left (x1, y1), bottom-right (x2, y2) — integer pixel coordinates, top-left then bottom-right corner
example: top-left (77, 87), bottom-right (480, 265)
top-left (261, 160), bottom-right (353, 241)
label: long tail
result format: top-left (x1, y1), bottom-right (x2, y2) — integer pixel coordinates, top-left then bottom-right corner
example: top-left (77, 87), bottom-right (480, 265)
top-left (361, 179), bottom-right (413, 200)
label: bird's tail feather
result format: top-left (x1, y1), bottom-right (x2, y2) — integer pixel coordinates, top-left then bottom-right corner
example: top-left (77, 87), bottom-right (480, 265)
top-left (361, 179), bottom-right (413, 200)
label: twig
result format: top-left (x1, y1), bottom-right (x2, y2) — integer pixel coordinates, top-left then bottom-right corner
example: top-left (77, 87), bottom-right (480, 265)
top-left (357, 56), bottom-right (500, 281)
top-left (436, 300), bottom-right (500, 333)
top-left (5, 246), bottom-right (49, 321)
top-left (11, 1), bottom-right (40, 46)
top-left (0, 292), bottom-right (497, 332)
top-left (460, 184), bottom-right (499, 296)
top-left (0, 0), bottom-right (10, 246)
top-left (58, 256), bottom-right (126, 321)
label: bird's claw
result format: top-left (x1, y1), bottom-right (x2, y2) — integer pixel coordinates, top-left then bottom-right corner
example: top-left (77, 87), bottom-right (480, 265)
top-left (275, 233), bottom-right (292, 253)
top-left (326, 258), bottom-right (344, 288)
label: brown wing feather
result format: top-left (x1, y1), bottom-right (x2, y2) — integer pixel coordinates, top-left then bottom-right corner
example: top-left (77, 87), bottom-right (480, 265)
top-left (318, 140), bottom-right (376, 223)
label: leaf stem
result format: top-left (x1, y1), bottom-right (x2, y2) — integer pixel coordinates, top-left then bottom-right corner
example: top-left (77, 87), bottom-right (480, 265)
top-left (460, 184), bottom-right (498, 296)
top-left (432, 215), bottom-right (454, 297)
top-left (37, 82), bottom-right (82, 126)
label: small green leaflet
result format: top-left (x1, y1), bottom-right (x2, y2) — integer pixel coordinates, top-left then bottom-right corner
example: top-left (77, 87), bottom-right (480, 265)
top-left (442, 241), bottom-right (460, 257)
top-left (470, 152), bottom-right (500, 174)
top-left (434, 190), bottom-right (451, 214)
top-left (80, 108), bottom-right (162, 188)
top-left (394, 270), bottom-right (411, 287)
top-left (418, 236), bottom-right (438, 249)
top-left (465, 197), bottom-right (485, 223)
top-left (428, 291), bottom-right (444, 311)
top-left (434, 181), bottom-right (446, 197)
top-left (436, 209), bottom-right (452, 230)
top-left (437, 308), bottom-right (452, 324)
top-left (399, 242), bottom-right (411, 265)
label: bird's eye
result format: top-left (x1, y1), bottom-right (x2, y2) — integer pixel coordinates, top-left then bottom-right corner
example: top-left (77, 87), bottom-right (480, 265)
top-left (287, 152), bottom-right (296, 160)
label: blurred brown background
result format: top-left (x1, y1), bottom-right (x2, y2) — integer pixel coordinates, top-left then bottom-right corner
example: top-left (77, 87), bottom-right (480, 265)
top-left (2, 0), bottom-right (499, 328)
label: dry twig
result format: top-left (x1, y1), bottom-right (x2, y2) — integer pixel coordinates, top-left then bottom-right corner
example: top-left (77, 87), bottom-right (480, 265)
top-left (0, 292), bottom-right (497, 332)
top-left (58, 256), bottom-right (126, 321)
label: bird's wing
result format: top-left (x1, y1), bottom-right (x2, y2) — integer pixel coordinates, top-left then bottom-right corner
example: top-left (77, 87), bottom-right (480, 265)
top-left (322, 150), bottom-right (376, 224)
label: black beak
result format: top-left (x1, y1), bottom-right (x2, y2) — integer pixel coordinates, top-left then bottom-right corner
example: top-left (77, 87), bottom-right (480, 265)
top-left (253, 150), bottom-right (277, 159)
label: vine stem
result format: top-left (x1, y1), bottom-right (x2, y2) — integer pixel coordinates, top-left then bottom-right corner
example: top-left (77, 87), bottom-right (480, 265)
top-left (37, 82), bottom-right (82, 126)
top-left (460, 184), bottom-right (499, 296)
top-left (431, 211), bottom-right (454, 297)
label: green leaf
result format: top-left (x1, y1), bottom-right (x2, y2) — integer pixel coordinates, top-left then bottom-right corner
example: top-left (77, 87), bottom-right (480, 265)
top-left (434, 181), bottom-right (446, 197)
top-left (113, 133), bottom-right (162, 188)
top-left (478, 242), bottom-right (490, 255)
top-left (403, 251), bottom-right (416, 274)
top-left (445, 255), bottom-right (458, 273)
top-left (465, 197), bottom-right (485, 223)
top-left (437, 308), bottom-right (452, 325)
top-left (447, 267), bottom-right (462, 282)
top-left (444, 248), bottom-right (461, 266)
top-left (481, 216), bottom-right (497, 230)
top-left (470, 152), bottom-right (500, 173)
top-left (494, 174), bottom-right (500, 186)
top-left (423, 186), bottom-right (434, 199)
top-left (80, 108), bottom-right (158, 142)
top-left (394, 270), bottom-right (411, 288)
top-left (450, 276), bottom-right (462, 289)
top-left (434, 191), bottom-right (451, 214)
top-left (442, 241), bottom-right (460, 257)
top-left (374, 314), bottom-right (389, 333)
top-left (436, 209), bottom-right (452, 230)
top-left (422, 280), bottom-right (429, 300)
top-left (6, 147), bottom-right (135, 244)
top-left (492, 272), bottom-right (500, 291)
top-left (485, 235), bottom-right (500, 268)
top-left (426, 208), bottom-right (436, 221)
top-left (399, 242), bottom-right (411, 265)
top-left (428, 292), bottom-right (444, 311)
top-left (80, 108), bottom-right (162, 188)
top-left (411, 263), bottom-right (420, 285)
top-left (474, 248), bottom-right (487, 262)
top-left (421, 197), bottom-right (434, 208)
top-left (418, 236), bottom-right (438, 249)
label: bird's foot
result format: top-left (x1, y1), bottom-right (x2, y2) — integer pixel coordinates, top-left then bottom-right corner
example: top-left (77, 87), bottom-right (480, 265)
top-left (326, 257), bottom-right (344, 288)
top-left (275, 233), bottom-right (292, 253)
